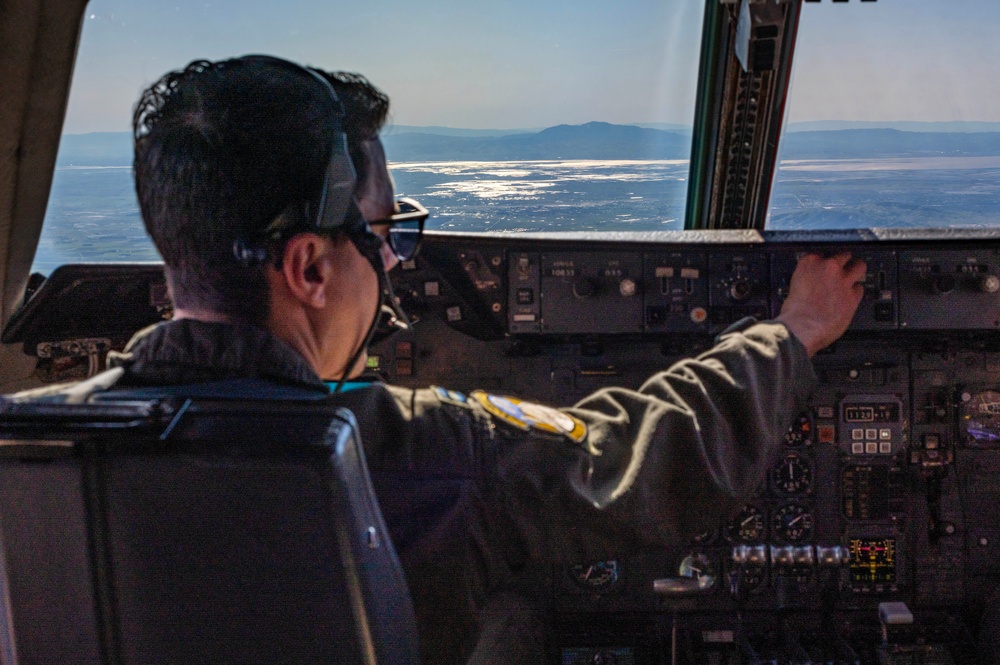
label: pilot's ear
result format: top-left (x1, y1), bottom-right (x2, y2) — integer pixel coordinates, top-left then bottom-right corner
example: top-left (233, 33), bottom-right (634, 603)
top-left (275, 233), bottom-right (335, 310)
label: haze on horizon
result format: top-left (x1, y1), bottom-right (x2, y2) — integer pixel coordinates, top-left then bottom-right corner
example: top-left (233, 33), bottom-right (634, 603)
top-left (62, 0), bottom-right (1000, 135)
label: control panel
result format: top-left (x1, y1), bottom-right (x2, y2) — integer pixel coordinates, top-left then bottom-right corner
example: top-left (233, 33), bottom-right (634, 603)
top-left (504, 245), bottom-right (1000, 335)
top-left (7, 231), bottom-right (1000, 664)
top-left (371, 234), bottom-right (1000, 665)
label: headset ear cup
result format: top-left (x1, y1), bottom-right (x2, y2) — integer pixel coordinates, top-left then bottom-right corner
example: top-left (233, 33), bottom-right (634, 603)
top-left (314, 133), bottom-right (357, 231)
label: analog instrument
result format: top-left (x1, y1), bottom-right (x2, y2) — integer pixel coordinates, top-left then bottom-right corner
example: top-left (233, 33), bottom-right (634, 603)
top-left (678, 552), bottom-right (718, 590)
top-left (772, 503), bottom-right (813, 542)
top-left (568, 560), bottom-right (620, 590)
top-left (727, 505), bottom-right (766, 543)
top-left (771, 452), bottom-right (813, 495)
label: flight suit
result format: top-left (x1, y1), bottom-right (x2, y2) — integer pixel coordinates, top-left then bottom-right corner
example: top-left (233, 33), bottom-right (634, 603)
top-left (29, 317), bottom-right (818, 664)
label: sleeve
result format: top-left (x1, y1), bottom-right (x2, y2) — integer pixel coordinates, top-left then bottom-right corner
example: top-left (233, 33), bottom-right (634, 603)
top-left (477, 321), bottom-right (818, 564)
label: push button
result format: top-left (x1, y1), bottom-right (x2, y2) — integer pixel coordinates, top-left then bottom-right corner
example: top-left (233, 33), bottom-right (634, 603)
top-left (818, 425), bottom-right (835, 444)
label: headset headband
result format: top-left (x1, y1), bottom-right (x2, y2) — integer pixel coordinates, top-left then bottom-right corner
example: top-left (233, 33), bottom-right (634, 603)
top-left (233, 56), bottom-right (359, 265)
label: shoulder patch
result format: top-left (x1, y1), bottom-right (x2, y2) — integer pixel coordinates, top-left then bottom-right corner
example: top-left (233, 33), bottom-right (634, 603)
top-left (433, 386), bottom-right (469, 407)
top-left (471, 391), bottom-right (587, 443)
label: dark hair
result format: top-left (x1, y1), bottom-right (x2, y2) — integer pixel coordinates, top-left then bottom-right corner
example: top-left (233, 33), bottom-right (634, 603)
top-left (132, 57), bottom-right (389, 322)
top-left (322, 71), bottom-right (391, 183)
top-left (326, 70), bottom-right (389, 158)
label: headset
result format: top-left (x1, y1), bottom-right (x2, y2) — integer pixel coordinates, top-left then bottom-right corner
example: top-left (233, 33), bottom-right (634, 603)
top-left (231, 55), bottom-right (409, 390)
top-left (230, 55), bottom-right (364, 266)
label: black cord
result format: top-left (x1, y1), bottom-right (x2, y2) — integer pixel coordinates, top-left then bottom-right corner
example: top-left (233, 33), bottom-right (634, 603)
top-left (333, 261), bottom-right (386, 393)
top-left (332, 229), bottom-right (408, 392)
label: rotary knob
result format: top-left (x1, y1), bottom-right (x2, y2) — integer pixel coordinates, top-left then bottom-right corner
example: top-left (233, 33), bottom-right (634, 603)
top-left (572, 277), bottom-right (598, 299)
top-left (619, 278), bottom-right (638, 298)
top-left (980, 274), bottom-right (1000, 294)
top-left (729, 279), bottom-right (752, 301)
top-left (931, 274), bottom-right (956, 295)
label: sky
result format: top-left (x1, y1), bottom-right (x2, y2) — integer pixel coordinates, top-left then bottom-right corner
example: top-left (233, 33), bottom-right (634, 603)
top-left (787, 0), bottom-right (1000, 124)
top-left (63, 0), bottom-right (1000, 134)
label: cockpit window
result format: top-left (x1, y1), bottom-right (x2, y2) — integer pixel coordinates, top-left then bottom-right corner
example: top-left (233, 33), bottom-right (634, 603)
top-left (33, 0), bottom-right (703, 274)
top-left (770, 0), bottom-right (1000, 230)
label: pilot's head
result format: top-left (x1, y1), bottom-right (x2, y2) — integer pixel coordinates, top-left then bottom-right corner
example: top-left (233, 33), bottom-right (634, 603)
top-left (132, 56), bottom-right (397, 379)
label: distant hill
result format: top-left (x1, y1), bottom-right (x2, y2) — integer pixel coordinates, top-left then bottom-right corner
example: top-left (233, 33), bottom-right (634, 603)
top-left (781, 129), bottom-right (1000, 159)
top-left (383, 125), bottom-right (538, 137)
top-left (787, 120), bottom-right (1000, 133)
top-left (382, 122), bottom-right (690, 161)
top-left (55, 123), bottom-right (1000, 166)
top-left (54, 123), bottom-right (691, 165)
top-left (631, 122), bottom-right (692, 133)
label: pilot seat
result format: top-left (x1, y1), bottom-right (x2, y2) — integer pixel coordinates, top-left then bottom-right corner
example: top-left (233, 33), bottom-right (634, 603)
top-left (0, 393), bottom-right (419, 665)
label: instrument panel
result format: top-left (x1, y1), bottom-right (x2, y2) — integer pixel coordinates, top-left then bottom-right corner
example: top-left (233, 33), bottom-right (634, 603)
top-left (6, 230), bottom-right (1000, 664)
top-left (380, 231), bottom-right (1000, 665)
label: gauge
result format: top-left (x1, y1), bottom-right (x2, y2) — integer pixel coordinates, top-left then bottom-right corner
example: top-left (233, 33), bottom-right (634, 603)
top-left (784, 412), bottom-right (813, 447)
top-left (771, 452), bottom-right (813, 495)
top-left (678, 553), bottom-right (718, 590)
top-left (727, 505), bottom-right (766, 543)
top-left (960, 389), bottom-right (1000, 446)
top-left (771, 504), bottom-right (813, 543)
top-left (568, 560), bottom-right (620, 590)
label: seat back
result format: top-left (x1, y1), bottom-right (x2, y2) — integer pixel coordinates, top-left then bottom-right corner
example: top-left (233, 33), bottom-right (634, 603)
top-left (0, 397), bottom-right (419, 665)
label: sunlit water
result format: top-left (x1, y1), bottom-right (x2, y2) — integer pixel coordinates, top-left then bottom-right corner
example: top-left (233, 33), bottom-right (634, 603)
top-left (32, 158), bottom-right (1000, 275)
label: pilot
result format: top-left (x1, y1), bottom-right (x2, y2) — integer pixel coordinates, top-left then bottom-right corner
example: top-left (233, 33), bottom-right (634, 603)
top-left (79, 56), bottom-right (867, 663)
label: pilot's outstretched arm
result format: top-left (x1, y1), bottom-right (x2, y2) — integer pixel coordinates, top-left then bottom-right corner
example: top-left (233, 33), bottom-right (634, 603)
top-left (480, 252), bottom-right (867, 562)
top-left (353, 253), bottom-right (865, 564)
top-left (492, 318), bottom-right (816, 562)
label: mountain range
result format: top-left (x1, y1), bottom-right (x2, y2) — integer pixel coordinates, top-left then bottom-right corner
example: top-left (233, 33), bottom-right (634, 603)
top-left (56, 122), bottom-right (1000, 166)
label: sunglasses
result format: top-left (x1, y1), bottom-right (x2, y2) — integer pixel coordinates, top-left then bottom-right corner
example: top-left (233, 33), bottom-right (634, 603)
top-left (368, 197), bottom-right (428, 262)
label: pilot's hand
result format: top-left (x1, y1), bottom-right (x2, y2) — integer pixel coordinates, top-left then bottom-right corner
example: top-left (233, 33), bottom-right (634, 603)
top-left (775, 252), bottom-right (866, 357)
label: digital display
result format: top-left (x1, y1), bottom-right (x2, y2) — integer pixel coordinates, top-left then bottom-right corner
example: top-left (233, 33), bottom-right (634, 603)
top-left (842, 466), bottom-right (890, 520)
top-left (849, 538), bottom-right (896, 590)
top-left (843, 402), bottom-right (900, 423)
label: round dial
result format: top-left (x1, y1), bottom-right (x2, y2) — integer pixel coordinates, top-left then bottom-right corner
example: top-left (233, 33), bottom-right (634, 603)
top-left (772, 504), bottom-right (814, 543)
top-left (784, 412), bottom-right (813, 447)
top-left (727, 505), bottom-right (766, 543)
top-left (678, 553), bottom-right (718, 590)
top-left (961, 389), bottom-right (1000, 445)
top-left (771, 453), bottom-right (813, 494)
top-left (568, 560), bottom-right (620, 590)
